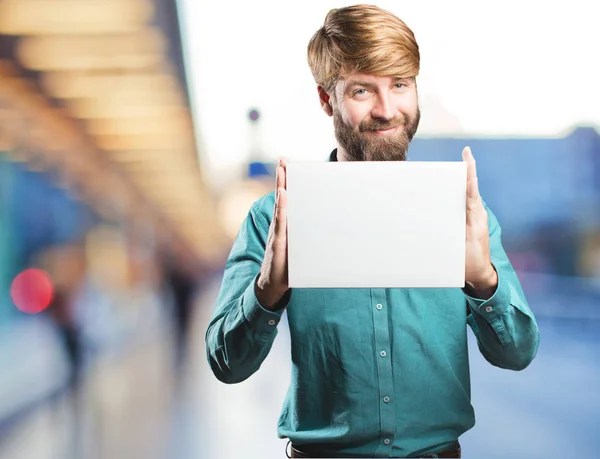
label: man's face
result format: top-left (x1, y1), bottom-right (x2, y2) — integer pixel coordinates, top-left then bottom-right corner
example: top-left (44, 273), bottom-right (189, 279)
top-left (324, 73), bottom-right (420, 161)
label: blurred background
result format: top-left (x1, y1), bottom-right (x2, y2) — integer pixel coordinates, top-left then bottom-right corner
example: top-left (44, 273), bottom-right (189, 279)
top-left (0, 0), bottom-right (598, 458)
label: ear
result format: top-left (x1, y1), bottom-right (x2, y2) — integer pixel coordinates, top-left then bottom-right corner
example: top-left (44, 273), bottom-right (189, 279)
top-left (318, 86), bottom-right (334, 117)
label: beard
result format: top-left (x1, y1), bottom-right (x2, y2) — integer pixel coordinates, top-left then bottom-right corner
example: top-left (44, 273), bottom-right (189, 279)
top-left (333, 107), bottom-right (421, 161)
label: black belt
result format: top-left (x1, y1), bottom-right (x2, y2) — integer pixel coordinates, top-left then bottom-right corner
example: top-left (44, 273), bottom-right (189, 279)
top-left (287, 440), bottom-right (461, 458)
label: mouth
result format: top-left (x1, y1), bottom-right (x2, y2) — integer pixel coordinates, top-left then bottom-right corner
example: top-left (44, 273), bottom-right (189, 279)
top-left (369, 126), bottom-right (400, 137)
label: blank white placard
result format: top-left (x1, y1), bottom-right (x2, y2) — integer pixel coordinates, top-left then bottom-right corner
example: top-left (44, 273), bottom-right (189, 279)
top-left (286, 161), bottom-right (467, 289)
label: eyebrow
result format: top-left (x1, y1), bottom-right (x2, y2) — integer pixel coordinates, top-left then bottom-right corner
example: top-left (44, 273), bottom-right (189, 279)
top-left (345, 77), bottom-right (412, 92)
top-left (345, 81), bottom-right (377, 92)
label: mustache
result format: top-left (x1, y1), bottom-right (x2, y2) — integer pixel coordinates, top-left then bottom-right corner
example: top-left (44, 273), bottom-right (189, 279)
top-left (359, 116), bottom-right (406, 132)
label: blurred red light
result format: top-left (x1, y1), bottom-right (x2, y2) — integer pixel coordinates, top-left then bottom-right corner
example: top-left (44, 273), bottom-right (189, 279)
top-left (10, 269), bottom-right (54, 314)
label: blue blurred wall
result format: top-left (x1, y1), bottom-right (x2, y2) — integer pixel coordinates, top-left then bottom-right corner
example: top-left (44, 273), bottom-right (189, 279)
top-left (408, 126), bottom-right (600, 275)
top-left (409, 127), bottom-right (600, 235)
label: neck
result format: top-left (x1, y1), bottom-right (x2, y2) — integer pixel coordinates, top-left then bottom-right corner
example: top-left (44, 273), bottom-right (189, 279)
top-left (336, 147), bottom-right (350, 162)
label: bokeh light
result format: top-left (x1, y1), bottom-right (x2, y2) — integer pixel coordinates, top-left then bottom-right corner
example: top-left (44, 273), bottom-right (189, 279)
top-left (10, 268), bottom-right (55, 314)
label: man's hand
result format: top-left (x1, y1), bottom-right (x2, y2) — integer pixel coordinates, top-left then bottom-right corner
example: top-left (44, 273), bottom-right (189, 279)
top-left (255, 158), bottom-right (290, 310)
top-left (463, 147), bottom-right (498, 298)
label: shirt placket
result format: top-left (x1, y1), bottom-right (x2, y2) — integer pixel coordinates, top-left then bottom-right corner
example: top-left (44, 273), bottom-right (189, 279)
top-left (371, 289), bottom-right (395, 457)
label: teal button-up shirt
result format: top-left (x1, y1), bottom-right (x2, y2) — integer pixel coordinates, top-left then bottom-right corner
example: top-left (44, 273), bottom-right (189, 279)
top-left (206, 154), bottom-right (540, 458)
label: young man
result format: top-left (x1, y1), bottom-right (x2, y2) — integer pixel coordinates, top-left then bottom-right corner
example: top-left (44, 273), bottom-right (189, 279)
top-left (206, 5), bottom-right (540, 458)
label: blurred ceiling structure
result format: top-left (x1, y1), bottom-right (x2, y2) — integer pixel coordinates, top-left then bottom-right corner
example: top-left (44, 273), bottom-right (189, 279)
top-left (0, 0), bottom-right (228, 270)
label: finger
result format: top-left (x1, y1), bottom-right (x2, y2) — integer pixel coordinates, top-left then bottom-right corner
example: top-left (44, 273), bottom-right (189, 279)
top-left (462, 146), bottom-right (477, 183)
top-left (467, 176), bottom-right (481, 203)
top-left (274, 187), bottom-right (287, 240)
top-left (279, 158), bottom-right (287, 189)
top-left (276, 166), bottom-right (287, 191)
top-left (466, 177), bottom-right (480, 226)
top-left (276, 164), bottom-right (284, 191)
top-left (273, 166), bottom-right (280, 220)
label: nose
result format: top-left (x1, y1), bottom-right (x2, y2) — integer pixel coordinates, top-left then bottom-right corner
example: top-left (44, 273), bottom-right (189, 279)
top-left (370, 92), bottom-right (395, 120)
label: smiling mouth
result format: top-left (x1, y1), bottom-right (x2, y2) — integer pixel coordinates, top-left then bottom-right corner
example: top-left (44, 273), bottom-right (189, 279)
top-left (370, 126), bottom-right (400, 137)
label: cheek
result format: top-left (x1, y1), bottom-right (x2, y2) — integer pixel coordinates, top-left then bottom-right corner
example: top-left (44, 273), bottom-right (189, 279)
top-left (340, 103), bottom-right (370, 129)
top-left (398, 93), bottom-right (419, 117)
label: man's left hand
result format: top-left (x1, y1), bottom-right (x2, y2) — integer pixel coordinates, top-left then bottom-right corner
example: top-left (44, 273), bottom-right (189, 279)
top-left (463, 146), bottom-right (498, 298)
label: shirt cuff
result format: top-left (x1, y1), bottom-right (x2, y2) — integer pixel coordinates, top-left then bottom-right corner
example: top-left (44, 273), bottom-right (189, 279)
top-left (240, 274), bottom-right (287, 334)
top-left (463, 265), bottom-right (511, 320)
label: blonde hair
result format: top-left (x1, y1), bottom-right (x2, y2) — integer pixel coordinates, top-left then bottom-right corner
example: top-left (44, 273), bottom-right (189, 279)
top-left (307, 4), bottom-right (420, 93)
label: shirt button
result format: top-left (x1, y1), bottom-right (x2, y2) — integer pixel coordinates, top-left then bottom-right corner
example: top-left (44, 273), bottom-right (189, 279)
top-left (485, 306), bottom-right (493, 313)
top-left (383, 439), bottom-right (391, 445)
top-left (383, 396), bottom-right (390, 403)
top-left (376, 304), bottom-right (383, 310)
top-left (268, 319), bottom-right (276, 326)
top-left (380, 351), bottom-right (387, 357)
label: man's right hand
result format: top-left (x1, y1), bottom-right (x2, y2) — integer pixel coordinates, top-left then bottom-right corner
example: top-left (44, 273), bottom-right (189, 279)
top-left (255, 158), bottom-right (289, 311)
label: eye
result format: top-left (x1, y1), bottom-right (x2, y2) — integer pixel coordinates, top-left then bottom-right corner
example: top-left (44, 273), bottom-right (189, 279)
top-left (394, 82), bottom-right (406, 89)
top-left (352, 88), bottom-right (370, 99)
